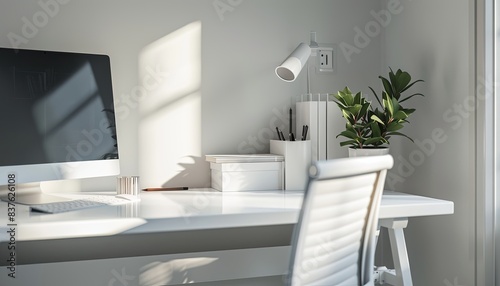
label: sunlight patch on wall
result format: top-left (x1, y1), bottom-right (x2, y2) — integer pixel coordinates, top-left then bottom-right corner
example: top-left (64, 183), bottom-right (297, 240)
top-left (138, 21), bottom-right (202, 188)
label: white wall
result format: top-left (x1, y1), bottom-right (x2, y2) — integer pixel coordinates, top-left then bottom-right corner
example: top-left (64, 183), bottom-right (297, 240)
top-left (0, 0), bottom-right (383, 190)
top-left (382, 0), bottom-right (475, 285)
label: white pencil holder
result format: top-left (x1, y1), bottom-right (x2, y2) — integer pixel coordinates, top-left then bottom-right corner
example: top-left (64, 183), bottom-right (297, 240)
top-left (270, 140), bottom-right (312, 191)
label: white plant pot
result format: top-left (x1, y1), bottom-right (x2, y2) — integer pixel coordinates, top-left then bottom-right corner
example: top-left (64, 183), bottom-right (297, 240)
top-left (348, 147), bottom-right (389, 157)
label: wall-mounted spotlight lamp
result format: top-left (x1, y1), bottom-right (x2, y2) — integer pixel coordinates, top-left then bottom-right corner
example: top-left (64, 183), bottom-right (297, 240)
top-left (275, 42), bottom-right (311, 82)
top-left (275, 32), bottom-right (320, 93)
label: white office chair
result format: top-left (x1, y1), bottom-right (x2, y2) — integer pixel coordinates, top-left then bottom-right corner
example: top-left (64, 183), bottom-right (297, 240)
top-left (286, 155), bottom-right (394, 286)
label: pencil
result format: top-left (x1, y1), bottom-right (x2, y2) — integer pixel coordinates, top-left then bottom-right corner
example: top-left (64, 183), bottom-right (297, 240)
top-left (142, 187), bottom-right (189, 191)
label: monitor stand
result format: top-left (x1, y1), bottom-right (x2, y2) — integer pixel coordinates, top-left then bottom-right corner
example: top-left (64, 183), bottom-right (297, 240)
top-left (0, 182), bottom-right (72, 205)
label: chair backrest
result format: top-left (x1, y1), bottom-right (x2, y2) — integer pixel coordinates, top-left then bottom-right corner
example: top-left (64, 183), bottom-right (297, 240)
top-left (286, 155), bottom-right (394, 286)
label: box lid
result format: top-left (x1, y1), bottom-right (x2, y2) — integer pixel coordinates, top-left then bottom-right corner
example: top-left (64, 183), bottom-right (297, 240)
top-left (210, 161), bottom-right (283, 171)
top-left (205, 154), bottom-right (284, 163)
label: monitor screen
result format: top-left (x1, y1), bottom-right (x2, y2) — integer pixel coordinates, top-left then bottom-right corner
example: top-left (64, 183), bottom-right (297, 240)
top-left (0, 47), bottom-right (119, 188)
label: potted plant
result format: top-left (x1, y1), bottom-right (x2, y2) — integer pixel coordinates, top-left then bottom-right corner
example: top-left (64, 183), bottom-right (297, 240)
top-left (333, 68), bottom-right (424, 157)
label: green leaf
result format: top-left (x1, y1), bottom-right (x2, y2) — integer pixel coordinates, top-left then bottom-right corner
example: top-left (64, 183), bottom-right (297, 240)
top-left (388, 71), bottom-right (397, 91)
top-left (402, 108), bottom-right (416, 115)
top-left (336, 87), bottom-right (354, 106)
top-left (339, 140), bottom-right (358, 147)
top-left (341, 86), bottom-right (352, 94)
top-left (364, 137), bottom-right (387, 146)
top-left (383, 93), bottom-right (394, 116)
top-left (341, 109), bottom-right (351, 120)
top-left (399, 93), bottom-right (424, 103)
top-left (336, 94), bottom-right (350, 107)
top-left (353, 91), bottom-right (361, 104)
top-left (370, 121), bottom-right (381, 137)
top-left (334, 101), bottom-right (347, 110)
top-left (387, 122), bottom-right (404, 132)
top-left (386, 131), bottom-right (414, 142)
top-left (396, 71), bottom-right (411, 93)
top-left (338, 130), bottom-right (358, 139)
top-left (369, 86), bottom-right (383, 108)
top-left (400, 79), bottom-right (424, 93)
top-left (346, 105), bottom-right (362, 116)
top-left (392, 97), bottom-right (399, 113)
top-left (380, 76), bottom-right (393, 98)
top-left (370, 114), bottom-right (385, 125)
top-left (359, 102), bottom-right (370, 117)
top-left (393, 110), bottom-right (408, 120)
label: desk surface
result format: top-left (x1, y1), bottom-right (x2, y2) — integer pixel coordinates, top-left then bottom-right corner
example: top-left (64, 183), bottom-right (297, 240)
top-left (0, 189), bottom-right (454, 243)
top-left (0, 189), bottom-right (454, 265)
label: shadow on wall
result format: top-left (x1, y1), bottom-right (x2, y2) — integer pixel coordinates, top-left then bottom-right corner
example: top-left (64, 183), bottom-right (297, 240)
top-left (162, 156), bottom-right (211, 188)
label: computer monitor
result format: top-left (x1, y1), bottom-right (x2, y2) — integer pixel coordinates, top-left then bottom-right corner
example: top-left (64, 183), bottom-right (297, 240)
top-left (0, 47), bottom-right (120, 204)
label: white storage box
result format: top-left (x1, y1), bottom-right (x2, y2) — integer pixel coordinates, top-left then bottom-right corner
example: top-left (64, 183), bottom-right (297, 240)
top-left (206, 155), bottom-right (284, 192)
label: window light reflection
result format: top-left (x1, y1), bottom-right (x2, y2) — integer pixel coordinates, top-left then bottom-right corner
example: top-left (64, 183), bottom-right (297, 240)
top-left (138, 21), bottom-right (202, 188)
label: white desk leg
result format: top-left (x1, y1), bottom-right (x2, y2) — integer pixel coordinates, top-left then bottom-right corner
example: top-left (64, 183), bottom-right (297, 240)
top-left (379, 218), bottom-right (413, 286)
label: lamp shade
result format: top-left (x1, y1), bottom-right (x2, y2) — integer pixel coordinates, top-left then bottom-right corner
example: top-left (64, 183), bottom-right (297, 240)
top-left (275, 42), bottom-right (311, 82)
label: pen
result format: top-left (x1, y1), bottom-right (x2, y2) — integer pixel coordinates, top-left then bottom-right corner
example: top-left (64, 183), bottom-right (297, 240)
top-left (279, 129), bottom-right (285, 141)
top-left (302, 125), bottom-right (308, 140)
top-left (289, 108), bottom-right (292, 136)
top-left (143, 187), bottom-right (189, 191)
top-left (276, 127), bottom-right (285, 141)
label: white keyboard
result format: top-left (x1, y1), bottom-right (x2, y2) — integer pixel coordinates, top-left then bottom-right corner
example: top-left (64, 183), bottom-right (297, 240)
top-left (30, 195), bottom-right (138, 214)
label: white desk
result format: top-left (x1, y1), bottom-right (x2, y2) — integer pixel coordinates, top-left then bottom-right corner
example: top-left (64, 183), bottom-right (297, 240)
top-left (0, 189), bottom-right (453, 285)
